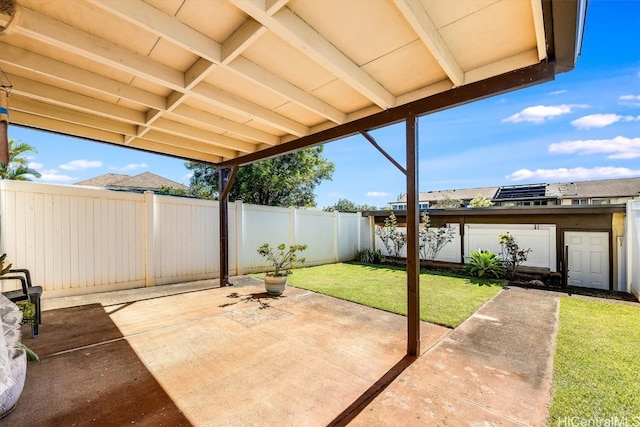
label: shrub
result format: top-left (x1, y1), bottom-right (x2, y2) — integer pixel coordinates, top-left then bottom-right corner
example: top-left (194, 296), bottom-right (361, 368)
top-left (355, 248), bottom-right (385, 264)
top-left (419, 212), bottom-right (455, 260)
top-left (498, 232), bottom-right (532, 279)
top-left (375, 212), bottom-right (407, 257)
top-left (257, 243), bottom-right (307, 276)
top-left (463, 250), bottom-right (504, 278)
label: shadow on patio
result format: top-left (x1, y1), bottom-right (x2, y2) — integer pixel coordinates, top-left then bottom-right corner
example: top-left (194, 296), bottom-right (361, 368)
top-left (6, 277), bottom-right (450, 426)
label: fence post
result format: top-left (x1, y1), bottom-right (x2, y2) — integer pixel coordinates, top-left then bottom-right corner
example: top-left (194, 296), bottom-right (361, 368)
top-left (334, 210), bottom-right (339, 262)
top-left (236, 201), bottom-right (243, 275)
top-left (144, 191), bottom-right (155, 287)
top-left (290, 207), bottom-right (296, 245)
top-left (357, 212), bottom-right (362, 253)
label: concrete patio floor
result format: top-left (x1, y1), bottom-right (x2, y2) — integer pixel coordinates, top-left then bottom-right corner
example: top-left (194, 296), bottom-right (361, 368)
top-left (5, 277), bottom-right (559, 426)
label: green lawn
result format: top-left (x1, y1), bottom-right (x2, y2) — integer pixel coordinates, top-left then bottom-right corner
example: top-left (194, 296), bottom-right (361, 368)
top-left (280, 262), bottom-right (504, 328)
top-left (549, 297), bottom-right (640, 424)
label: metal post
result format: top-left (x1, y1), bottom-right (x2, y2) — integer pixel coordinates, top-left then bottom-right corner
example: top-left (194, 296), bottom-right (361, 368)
top-left (406, 114), bottom-right (420, 356)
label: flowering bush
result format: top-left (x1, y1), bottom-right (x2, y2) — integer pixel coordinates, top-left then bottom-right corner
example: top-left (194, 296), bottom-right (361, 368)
top-left (498, 232), bottom-right (532, 279)
top-left (419, 213), bottom-right (455, 260)
top-left (376, 213), bottom-right (407, 257)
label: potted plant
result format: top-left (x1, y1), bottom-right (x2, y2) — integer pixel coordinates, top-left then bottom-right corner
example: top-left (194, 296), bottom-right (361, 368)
top-left (257, 243), bottom-right (307, 296)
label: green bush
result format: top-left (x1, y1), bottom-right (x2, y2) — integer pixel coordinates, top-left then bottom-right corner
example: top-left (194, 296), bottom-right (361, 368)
top-left (355, 248), bottom-right (385, 264)
top-left (463, 250), bottom-right (504, 278)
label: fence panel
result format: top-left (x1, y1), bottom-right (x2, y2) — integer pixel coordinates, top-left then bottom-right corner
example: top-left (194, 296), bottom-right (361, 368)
top-left (464, 225), bottom-right (556, 269)
top-left (0, 181), bottom-right (145, 297)
top-left (153, 195), bottom-right (219, 285)
top-left (375, 224), bottom-right (461, 263)
top-left (293, 209), bottom-right (337, 266)
top-left (240, 204), bottom-right (293, 274)
top-left (337, 213), bottom-right (362, 262)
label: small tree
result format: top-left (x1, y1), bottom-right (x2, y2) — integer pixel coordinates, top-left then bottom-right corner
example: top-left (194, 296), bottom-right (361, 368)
top-left (468, 194), bottom-right (494, 208)
top-left (419, 213), bottom-right (455, 260)
top-left (376, 212), bottom-right (407, 257)
top-left (498, 232), bottom-right (532, 279)
top-left (257, 243), bottom-right (307, 277)
top-left (433, 195), bottom-right (463, 209)
top-left (323, 198), bottom-right (378, 212)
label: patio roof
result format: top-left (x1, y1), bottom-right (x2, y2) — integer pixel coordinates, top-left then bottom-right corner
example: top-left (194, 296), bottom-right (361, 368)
top-left (0, 0), bottom-right (586, 166)
top-left (0, 0), bottom-right (588, 357)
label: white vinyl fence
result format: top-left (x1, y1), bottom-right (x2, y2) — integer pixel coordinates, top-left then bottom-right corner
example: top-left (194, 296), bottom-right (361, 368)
top-left (463, 224), bottom-right (556, 269)
top-left (375, 224), bottom-right (462, 263)
top-left (0, 181), bottom-right (369, 298)
top-left (625, 201), bottom-right (640, 299)
top-left (375, 223), bottom-right (556, 269)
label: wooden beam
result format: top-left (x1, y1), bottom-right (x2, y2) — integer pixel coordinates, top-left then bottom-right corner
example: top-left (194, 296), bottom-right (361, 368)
top-left (360, 131), bottom-right (406, 175)
top-left (7, 74), bottom-right (146, 125)
top-left (230, 0), bottom-right (396, 109)
top-left (218, 166), bottom-right (238, 287)
top-left (218, 61), bottom-right (555, 168)
top-left (0, 42), bottom-right (166, 110)
top-left (393, 0), bottom-right (464, 86)
top-left (88, 0), bottom-right (222, 63)
top-left (406, 113), bottom-right (420, 356)
top-left (190, 82), bottom-right (310, 136)
top-left (16, 6), bottom-right (185, 90)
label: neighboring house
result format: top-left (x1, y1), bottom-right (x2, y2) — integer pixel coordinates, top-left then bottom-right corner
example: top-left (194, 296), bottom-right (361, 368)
top-left (75, 172), bottom-right (188, 193)
top-left (390, 177), bottom-right (640, 209)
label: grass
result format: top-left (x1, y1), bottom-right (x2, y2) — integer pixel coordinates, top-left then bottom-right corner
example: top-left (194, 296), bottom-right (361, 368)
top-left (278, 262), bottom-right (504, 328)
top-left (549, 297), bottom-right (640, 424)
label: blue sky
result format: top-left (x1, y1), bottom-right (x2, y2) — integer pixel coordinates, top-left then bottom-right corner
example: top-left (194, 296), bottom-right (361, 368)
top-left (9, 0), bottom-right (640, 209)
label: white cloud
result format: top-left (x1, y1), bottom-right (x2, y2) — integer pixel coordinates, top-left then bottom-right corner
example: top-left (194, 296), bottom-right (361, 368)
top-left (549, 136), bottom-right (640, 159)
top-left (571, 114), bottom-right (638, 129)
top-left (60, 160), bottom-right (103, 171)
top-left (549, 90), bottom-right (567, 95)
top-left (502, 104), bottom-right (589, 124)
top-left (37, 169), bottom-right (76, 183)
top-left (365, 191), bottom-right (391, 198)
top-left (328, 191), bottom-right (346, 198)
top-left (109, 163), bottom-right (148, 172)
top-left (507, 167), bottom-right (640, 182)
top-left (30, 162), bottom-right (76, 182)
top-left (619, 94), bottom-right (640, 106)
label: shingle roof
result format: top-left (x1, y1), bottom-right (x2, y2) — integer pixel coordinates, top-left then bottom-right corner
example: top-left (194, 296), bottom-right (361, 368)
top-left (546, 177), bottom-right (640, 199)
top-left (396, 186), bottom-right (498, 203)
top-left (75, 172), bottom-right (188, 192)
top-left (392, 177), bottom-right (640, 204)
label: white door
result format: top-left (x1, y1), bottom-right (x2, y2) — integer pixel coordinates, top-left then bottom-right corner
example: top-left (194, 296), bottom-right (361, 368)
top-left (565, 231), bottom-right (609, 290)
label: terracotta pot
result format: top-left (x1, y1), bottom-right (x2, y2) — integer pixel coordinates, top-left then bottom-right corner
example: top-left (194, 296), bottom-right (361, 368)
top-left (264, 275), bottom-right (287, 296)
top-left (0, 347), bottom-right (27, 419)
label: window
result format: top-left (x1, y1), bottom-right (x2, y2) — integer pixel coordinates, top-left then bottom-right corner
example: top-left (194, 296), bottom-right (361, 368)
top-left (571, 199), bottom-right (588, 205)
top-left (592, 198), bottom-right (610, 205)
top-left (419, 203), bottom-right (429, 210)
top-left (392, 204), bottom-right (406, 210)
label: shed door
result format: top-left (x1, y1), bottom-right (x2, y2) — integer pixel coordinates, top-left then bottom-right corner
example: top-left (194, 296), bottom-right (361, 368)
top-left (565, 231), bottom-right (609, 290)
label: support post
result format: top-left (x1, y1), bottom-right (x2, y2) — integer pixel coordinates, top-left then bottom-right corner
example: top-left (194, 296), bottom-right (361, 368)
top-left (406, 114), bottom-right (420, 356)
top-left (218, 167), bottom-right (237, 287)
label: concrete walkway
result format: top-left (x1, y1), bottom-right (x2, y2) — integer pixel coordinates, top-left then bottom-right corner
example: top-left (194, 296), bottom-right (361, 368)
top-left (6, 279), bottom-right (559, 426)
top-left (350, 286), bottom-right (559, 426)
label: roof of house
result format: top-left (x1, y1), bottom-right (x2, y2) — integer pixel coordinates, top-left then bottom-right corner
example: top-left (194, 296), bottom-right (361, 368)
top-left (392, 177), bottom-right (640, 204)
top-left (75, 172), bottom-right (188, 192)
top-left (395, 186), bottom-right (498, 204)
top-left (547, 177), bottom-right (640, 199)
